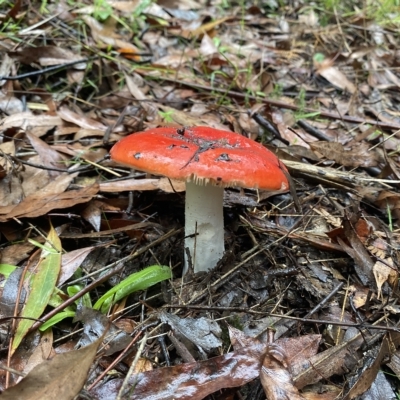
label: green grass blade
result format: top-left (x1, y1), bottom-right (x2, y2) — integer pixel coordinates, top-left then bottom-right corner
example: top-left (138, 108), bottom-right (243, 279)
top-left (94, 265), bottom-right (172, 313)
top-left (39, 310), bottom-right (76, 331)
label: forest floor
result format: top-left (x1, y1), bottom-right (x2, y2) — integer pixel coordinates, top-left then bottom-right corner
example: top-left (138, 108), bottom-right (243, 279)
top-left (0, 1), bottom-right (400, 399)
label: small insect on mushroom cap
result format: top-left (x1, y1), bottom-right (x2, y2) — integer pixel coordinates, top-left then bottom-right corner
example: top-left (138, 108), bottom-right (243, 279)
top-left (110, 126), bottom-right (289, 191)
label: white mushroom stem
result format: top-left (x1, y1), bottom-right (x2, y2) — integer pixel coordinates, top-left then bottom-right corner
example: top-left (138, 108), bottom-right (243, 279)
top-left (184, 181), bottom-right (224, 274)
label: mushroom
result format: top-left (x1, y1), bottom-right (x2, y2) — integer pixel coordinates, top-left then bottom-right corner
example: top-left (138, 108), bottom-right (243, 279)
top-left (110, 126), bottom-right (289, 274)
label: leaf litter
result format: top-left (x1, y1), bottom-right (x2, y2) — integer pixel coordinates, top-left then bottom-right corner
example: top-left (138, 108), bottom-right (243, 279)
top-left (0, 1), bottom-right (400, 399)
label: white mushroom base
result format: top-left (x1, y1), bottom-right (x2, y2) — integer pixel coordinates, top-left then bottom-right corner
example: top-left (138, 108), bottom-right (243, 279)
top-left (184, 181), bottom-right (224, 274)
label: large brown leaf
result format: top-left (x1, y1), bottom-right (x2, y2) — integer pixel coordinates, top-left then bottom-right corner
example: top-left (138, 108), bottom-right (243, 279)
top-left (0, 336), bottom-right (102, 400)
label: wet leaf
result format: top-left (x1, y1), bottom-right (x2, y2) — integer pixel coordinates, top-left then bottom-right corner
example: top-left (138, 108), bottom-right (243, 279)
top-left (160, 311), bottom-right (222, 351)
top-left (12, 225), bottom-right (62, 354)
top-left (74, 307), bottom-right (131, 356)
top-left (90, 326), bottom-right (268, 400)
top-left (260, 343), bottom-right (305, 400)
top-left (91, 328), bottom-right (320, 400)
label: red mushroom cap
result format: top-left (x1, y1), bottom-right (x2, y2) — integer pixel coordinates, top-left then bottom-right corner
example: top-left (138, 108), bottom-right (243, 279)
top-left (110, 126), bottom-right (289, 191)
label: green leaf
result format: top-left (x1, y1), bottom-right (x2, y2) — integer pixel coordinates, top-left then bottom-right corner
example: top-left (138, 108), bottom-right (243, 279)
top-left (0, 264), bottom-right (17, 279)
top-left (313, 52), bottom-right (325, 63)
top-left (12, 225), bottom-right (62, 354)
top-left (39, 310), bottom-right (76, 331)
top-left (94, 265), bottom-right (172, 313)
top-left (67, 285), bottom-right (92, 308)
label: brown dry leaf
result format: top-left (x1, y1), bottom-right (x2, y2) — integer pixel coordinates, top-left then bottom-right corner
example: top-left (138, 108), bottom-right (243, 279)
top-left (82, 200), bottom-right (102, 232)
top-left (301, 385), bottom-right (342, 400)
top-left (387, 349), bottom-right (400, 379)
top-left (0, 93), bottom-right (24, 115)
top-left (314, 207), bottom-right (342, 228)
top-left (0, 174), bottom-right (99, 221)
top-left (315, 59), bottom-right (356, 94)
top-left (25, 131), bottom-right (67, 178)
top-left (343, 336), bottom-right (391, 399)
top-left (238, 112), bottom-right (261, 139)
top-left (0, 158), bottom-right (51, 208)
top-left (337, 231), bottom-right (375, 287)
top-left (199, 33), bottom-right (218, 57)
top-left (373, 258), bottom-right (398, 299)
top-left (0, 53), bottom-right (14, 87)
top-left (51, 142), bottom-right (109, 164)
top-left (124, 74), bottom-right (158, 117)
top-left (99, 177), bottom-right (185, 193)
top-left (0, 141), bottom-right (16, 172)
top-left (310, 141), bottom-right (378, 168)
top-left (184, 16), bottom-right (230, 38)
top-left (0, 241), bottom-right (35, 265)
top-left (22, 330), bottom-right (54, 377)
top-left (57, 105), bottom-right (107, 131)
top-left (157, 105), bottom-right (203, 126)
top-left (82, 15), bottom-right (142, 55)
top-left (375, 190), bottom-right (400, 220)
top-left (58, 246), bottom-right (95, 286)
top-left (348, 284), bottom-right (369, 309)
top-left (294, 331), bottom-right (364, 389)
top-left (9, 45), bottom-right (87, 68)
top-left (260, 343), bottom-right (305, 400)
top-left (277, 335), bottom-right (321, 367)
top-left (108, 0), bottom-right (142, 13)
top-left (73, 128), bottom-right (120, 142)
top-left (0, 335), bottom-right (102, 400)
top-left (271, 110), bottom-right (313, 147)
top-left (0, 112), bottom-right (63, 137)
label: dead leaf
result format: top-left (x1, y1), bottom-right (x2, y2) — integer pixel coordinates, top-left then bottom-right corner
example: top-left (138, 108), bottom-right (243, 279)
top-left (57, 105), bottom-right (107, 131)
top-left (335, 215), bottom-right (376, 286)
top-left (261, 343), bottom-right (305, 400)
top-left (25, 131), bottom-right (67, 178)
top-left (373, 258), bottom-right (398, 299)
top-left (185, 17), bottom-right (230, 38)
top-left (343, 336), bottom-right (391, 399)
top-left (74, 307), bottom-right (131, 356)
top-left (81, 200), bottom-right (102, 232)
top-left (82, 15), bottom-right (142, 56)
top-left (22, 330), bottom-right (54, 377)
top-left (91, 327), bottom-right (320, 400)
top-left (0, 112), bottom-right (63, 138)
top-left (160, 311), bottom-right (222, 351)
top-left (125, 74), bottom-right (158, 117)
top-left (9, 46), bottom-right (87, 68)
top-left (58, 246), bottom-right (95, 286)
top-left (0, 335), bottom-right (102, 400)
top-left (310, 141), bottom-right (379, 168)
top-left (0, 174), bottom-right (99, 221)
top-left (99, 177), bottom-right (185, 193)
top-left (315, 58), bottom-right (356, 94)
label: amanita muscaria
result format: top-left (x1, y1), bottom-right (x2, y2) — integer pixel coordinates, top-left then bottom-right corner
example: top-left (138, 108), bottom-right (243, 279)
top-left (110, 126), bottom-right (289, 274)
